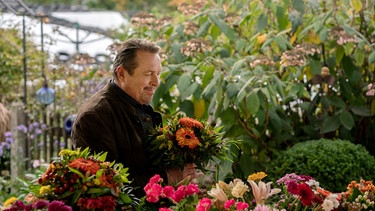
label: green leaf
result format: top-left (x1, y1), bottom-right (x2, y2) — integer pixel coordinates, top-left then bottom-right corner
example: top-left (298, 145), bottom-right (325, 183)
top-left (197, 20), bottom-right (210, 37)
top-left (292, 0), bottom-right (305, 13)
top-left (336, 45), bottom-right (345, 64)
top-left (288, 10), bottom-right (302, 33)
top-left (256, 13), bottom-right (268, 33)
top-left (208, 13), bottom-right (236, 40)
top-left (354, 47), bottom-right (365, 66)
top-left (329, 96), bottom-right (346, 108)
top-left (318, 27), bottom-right (328, 42)
top-left (226, 83), bottom-right (241, 99)
top-left (274, 35), bottom-right (288, 51)
top-left (340, 110), bottom-right (355, 130)
top-left (276, 5), bottom-right (288, 30)
top-left (351, 106), bottom-right (372, 117)
top-left (246, 91), bottom-right (260, 115)
top-left (368, 50), bottom-right (375, 64)
top-left (177, 73), bottom-right (193, 99)
top-left (321, 115), bottom-right (341, 133)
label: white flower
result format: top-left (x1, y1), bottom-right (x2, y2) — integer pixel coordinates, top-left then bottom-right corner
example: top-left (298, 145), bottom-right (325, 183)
top-left (231, 180), bottom-right (249, 198)
top-left (248, 180), bottom-right (281, 204)
top-left (322, 194), bottom-right (340, 211)
top-left (208, 183), bottom-right (228, 202)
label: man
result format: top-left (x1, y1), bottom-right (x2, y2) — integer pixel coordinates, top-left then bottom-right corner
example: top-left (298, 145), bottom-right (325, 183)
top-left (71, 38), bottom-right (196, 197)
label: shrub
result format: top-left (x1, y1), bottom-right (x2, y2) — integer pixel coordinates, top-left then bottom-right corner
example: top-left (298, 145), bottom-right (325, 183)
top-left (266, 138), bottom-right (375, 192)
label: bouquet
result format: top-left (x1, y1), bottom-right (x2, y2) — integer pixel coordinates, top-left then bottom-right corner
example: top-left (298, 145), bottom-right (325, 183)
top-left (24, 147), bottom-right (136, 211)
top-left (147, 116), bottom-right (228, 171)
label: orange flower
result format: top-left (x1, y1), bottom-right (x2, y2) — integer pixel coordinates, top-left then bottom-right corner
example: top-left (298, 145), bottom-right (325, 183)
top-left (178, 117), bottom-right (203, 129)
top-left (100, 173), bottom-right (117, 191)
top-left (69, 158), bottom-right (101, 175)
top-left (175, 128), bottom-right (200, 149)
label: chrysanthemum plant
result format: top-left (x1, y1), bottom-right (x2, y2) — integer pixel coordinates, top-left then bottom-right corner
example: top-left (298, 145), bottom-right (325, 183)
top-left (26, 147), bottom-right (135, 210)
top-left (147, 116), bottom-right (230, 171)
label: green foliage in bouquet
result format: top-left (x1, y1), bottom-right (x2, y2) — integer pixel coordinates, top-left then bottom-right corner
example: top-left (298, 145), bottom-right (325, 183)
top-left (147, 116), bottom-right (230, 171)
top-left (266, 139), bottom-right (375, 192)
top-left (27, 147), bottom-right (136, 210)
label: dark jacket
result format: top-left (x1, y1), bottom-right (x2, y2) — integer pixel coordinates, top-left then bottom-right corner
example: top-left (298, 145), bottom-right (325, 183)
top-left (71, 81), bottom-right (162, 197)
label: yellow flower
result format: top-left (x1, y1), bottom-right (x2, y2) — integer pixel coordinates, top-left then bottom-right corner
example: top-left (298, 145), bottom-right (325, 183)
top-left (39, 185), bottom-right (52, 195)
top-left (248, 172), bottom-right (267, 181)
top-left (3, 197), bottom-right (17, 207)
top-left (94, 178), bottom-right (101, 186)
top-left (58, 149), bottom-right (79, 157)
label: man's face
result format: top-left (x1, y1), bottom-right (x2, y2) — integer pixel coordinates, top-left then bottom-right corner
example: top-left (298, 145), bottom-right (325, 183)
top-left (118, 50), bottom-right (162, 104)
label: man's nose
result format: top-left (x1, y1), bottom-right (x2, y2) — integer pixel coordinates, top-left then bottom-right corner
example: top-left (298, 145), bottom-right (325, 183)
top-left (151, 74), bottom-right (160, 87)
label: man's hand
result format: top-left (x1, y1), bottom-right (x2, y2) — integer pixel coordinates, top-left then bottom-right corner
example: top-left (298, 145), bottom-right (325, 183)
top-left (166, 163), bottom-right (202, 185)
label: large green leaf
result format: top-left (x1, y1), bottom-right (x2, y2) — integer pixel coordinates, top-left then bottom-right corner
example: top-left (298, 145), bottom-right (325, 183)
top-left (368, 50), bottom-right (375, 64)
top-left (292, 0), bottom-right (305, 14)
top-left (321, 115), bottom-right (341, 133)
top-left (340, 110), bottom-right (355, 130)
top-left (177, 73), bottom-right (192, 99)
top-left (351, 106), bottom-right (372, 117)
top-left (246, 91), bottom-right (260, 116)
top-left (276, 5), bottom-right (289, 30)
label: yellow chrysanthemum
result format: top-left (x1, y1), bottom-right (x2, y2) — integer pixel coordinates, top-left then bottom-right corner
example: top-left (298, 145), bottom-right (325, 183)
top-left (94, 178), bottom-right (101, 186)
top-left (175, 128), bottom-right (200, 149)
top-left (58, 149), bottom-right (79, 157)
top-left (248, 172), bottom-right (267, 181)
top-left (39, 185), bottom-right (52, 195)
top-left (167, 140), bottom-right (173, 150)
top-left (3, 197), bottom-right (17, 207)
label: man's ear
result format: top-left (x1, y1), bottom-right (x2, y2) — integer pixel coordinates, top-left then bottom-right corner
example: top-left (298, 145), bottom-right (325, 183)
top-left (116, 66), bottom-right (125, 79)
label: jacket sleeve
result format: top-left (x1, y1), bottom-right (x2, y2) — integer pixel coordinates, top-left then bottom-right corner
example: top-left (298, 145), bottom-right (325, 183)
top-left (71, 111), bottom-right (119, 162)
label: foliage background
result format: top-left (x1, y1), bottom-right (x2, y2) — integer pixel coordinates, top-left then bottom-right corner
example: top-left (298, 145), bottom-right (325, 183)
top-left (1, 0), bottom-right (375, 184)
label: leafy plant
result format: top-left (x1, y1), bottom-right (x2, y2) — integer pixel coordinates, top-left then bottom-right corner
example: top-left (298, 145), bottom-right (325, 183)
top-left (266, 138), bottom-right (375, 192)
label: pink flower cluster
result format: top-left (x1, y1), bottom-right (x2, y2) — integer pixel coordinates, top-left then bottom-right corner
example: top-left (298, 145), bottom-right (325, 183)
top-left (144, 174), bottom-right (199, 204)
top-left (224, 199), bottom-right (249, 211)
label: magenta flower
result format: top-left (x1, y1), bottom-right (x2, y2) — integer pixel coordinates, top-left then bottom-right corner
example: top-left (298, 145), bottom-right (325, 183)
top-left (47, 200), bottom-right (72, 211)
top-left (236, 201), bottom-right (249, 210)
top-left (196, 197), bottom-right (212, 211)
top-left (145, 183), bottom-right (163, 203)
top-left (162, 186), bottom-right (175, 198)
top-left (172, 186), bottom-right (188, 202)
top-left (32, 199), bottom-right (49, 209)
top-left (159, 208), bottom-right (173, 211)
top-left (224, 199), bottom-right (236, 209)
top-left (149, 174), bottom-right (162, 184)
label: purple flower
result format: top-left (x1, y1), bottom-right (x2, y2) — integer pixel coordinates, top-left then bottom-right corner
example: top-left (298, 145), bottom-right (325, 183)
top-left (47, 200), bottom-right (72, 211)
top-left (33, 199), bottom-right (49, 209)
top-left (4, 131), bottom-right (12, 137)
top-left (16, 125), bottom-right (27, 133)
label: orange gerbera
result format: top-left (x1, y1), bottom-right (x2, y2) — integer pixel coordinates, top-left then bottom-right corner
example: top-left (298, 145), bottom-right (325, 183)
top-left (175, 128), bottom-right (200, 149)
top-left (178, 117), bottom-right (204, 129)
top-left (69, 158), bottom-right (101, 175)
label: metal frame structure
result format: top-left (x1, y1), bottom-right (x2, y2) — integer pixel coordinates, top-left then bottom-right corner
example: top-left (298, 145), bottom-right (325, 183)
top-left (0, 0), bottom-right (114, 38)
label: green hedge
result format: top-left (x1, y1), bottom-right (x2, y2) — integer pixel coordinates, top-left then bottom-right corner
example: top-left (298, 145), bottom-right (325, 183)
top-left (266, 139), bottom-right (375, 192)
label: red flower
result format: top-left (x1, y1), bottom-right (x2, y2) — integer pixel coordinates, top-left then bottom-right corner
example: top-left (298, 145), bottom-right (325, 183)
top-left (69, 158), bottom-right (100, 175)
top-left (178, 117), bottom-right (204, 128)
top-left (175, 128), bottom-right (200, 149)
top-left (297, 183), bottom-right (315, 206)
